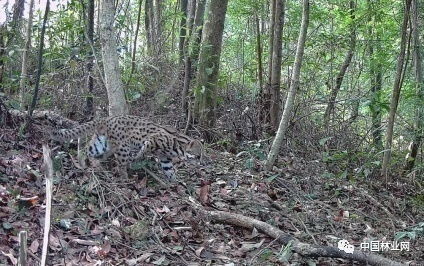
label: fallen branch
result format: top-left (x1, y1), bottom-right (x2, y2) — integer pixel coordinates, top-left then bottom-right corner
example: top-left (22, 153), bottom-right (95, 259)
top-left (8, 109), bottom-right (78, 128)
top-left (206, 210), bottom-right (405, 266)
top-left (41, 144), bottom-right (54, 266)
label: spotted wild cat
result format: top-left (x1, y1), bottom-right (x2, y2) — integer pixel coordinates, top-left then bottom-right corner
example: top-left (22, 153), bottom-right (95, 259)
top-left (52, 115), bottom-right (203, 179)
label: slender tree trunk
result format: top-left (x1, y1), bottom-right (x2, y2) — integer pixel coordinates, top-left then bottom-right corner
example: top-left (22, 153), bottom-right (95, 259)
top-left (323, 0), bottom-right (356, 124)
top-left (381, 0), bottom-right (411, 179)
top-left (10, 0), bottom-right (25, 41)
top-left (84, 0), bottom-right (95, 117)
top-left (404, 0), bottom-right (423, 171)
top-left (194, 0), bottom-right (229, 130)
top-left (19, 0), bottom-right (35, 109)
top-left (255, 14), bottom-right (264, 93)
top-left (145, 0), bottom-right (153, 55)
top-left (153, 0), bottom-right (163, 56)
top-left (129, 0), bottom-right (143, 80)
top-left (267, 0), bottom-right (276, 86)
top-left (23, 0), bottom-right (50, 132)
top-left (190, 0), bottom-right (206, 66)
top-left (371, 67), bottom-right (383, 148)
top-left (260, 0), bottom-right (276, 128)
top-left (265, 0), bottom-right (309, 171)
top-left (269, 0), bottom-right (285, 131)
top-left (367, 0), bottom-right (383, 150)
top-left (181, 0), bottom-right (197, 114)
top-left (0, 26), bottom-right (6, 92)
top-left (99, 0), bottom-right (129, 116)
top-left (178, 0), bottom-right (188, 65)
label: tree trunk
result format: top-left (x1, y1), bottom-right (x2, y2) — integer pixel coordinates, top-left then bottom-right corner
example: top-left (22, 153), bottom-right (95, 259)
top-left (404, 0), bottom-right (423, 171)
top-left (367, 0), bottom-right (383, 150)
top-left (11, 0), bottom-right (25, 28)
top-left (23, 0), bottom-right (50, 132)
top-left (181, 0), bottom-right (198, 114)
top-left (191, 0), bottom-right (206, 64)
top-left (129, 0), bottom-right (143, 81)
top-left (0, 26), bottom-right (6, 92)
top-left (178, 0), bottom-right (188, 65)
top-left (267, 0), bottom-right (276, 86)
top-left (255, 13), bottom-right (264, 93)
top-left (260, 0), bottom-right (276, 129)
top-left (99, 0), bottom-right (129, 116)
top-left (370, 68), bottom-right (383, 148)
top-left (145, 0), bottom-right (154, 55)
top-left (194, 0), bottom-right (229, 129)
top-left (323, 0), bottom-right (356, 125)
top-left (265, 0), bottom-right (309, 171)
top-left (10, 0), bottom-right (25, 43)
top-left (381, 0), bottom-right (411, 179)
top-left (153, 0), bottom-right (163, 56)
top-left (269, 0), bottom-right (285, 131)
top-left (19, 0), bottom-right (35, 109)
top-left (84, 0), bottom-right (95, 117)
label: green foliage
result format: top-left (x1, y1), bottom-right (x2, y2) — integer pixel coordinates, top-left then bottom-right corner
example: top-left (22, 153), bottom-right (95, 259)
top-left (278, 240), bottom-right (294, 262)
top-left (411, 194), bottom-right (424, 209)
top-left (241, 142), bottom-right (267, 170)
top-left (395, 222), bottom-right (424, 241)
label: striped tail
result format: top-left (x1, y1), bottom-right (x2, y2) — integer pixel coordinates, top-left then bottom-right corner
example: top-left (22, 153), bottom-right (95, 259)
top-left (51, 121), bottom-right (98, 142)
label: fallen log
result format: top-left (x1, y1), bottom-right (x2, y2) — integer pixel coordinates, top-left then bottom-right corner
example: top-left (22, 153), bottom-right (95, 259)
top-left (206, 210), bottom-right (405, 266)
top-left (7, 109), bottom-right (78, 128)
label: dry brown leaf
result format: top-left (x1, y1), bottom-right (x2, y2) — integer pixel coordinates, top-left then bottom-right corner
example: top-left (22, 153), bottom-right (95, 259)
top-left (199, 180), bottom-right (211, 205)
top-left (97, 241), bottom-right (111, 257)
top-left (49, 234), bottom-right (62, 251)
top-left (238, 238), bottom-right (265, 253)
top-left (29, 239), bottom-right (40, 253)
top-left (156, 205), bottom-right (170, 213)
top-left (195, 246), bottom-right (205, 257)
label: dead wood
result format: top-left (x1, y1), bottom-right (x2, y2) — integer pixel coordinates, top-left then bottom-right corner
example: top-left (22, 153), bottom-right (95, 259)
top-left (206, 210), bottom-right (405, 266)
top-left (8, 109), bottom-right (78, 128)
top-left (18, 231), bottom-right (27, 266)
top-left (41, 144), bottom-right (53, 266)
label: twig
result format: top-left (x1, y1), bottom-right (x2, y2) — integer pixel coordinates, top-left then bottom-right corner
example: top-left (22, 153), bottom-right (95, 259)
top-left (27, 251), bottom-right (40, 263)
top-left (41, 144), bottom-right (53, 266)
top-left (296, 213), bottom-right (318, 245)
top-left (357, 187), bottom-right (396, 230)
top-left (142, 166), bottom-right (169, 187)
top-left (249, 236), bottom-right (280, 265)
top-left (152, 227), bottom-right (188, 265)
top-left (18, 231), bottom-right (27, 266)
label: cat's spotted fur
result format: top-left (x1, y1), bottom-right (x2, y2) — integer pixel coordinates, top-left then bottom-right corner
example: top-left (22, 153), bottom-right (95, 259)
top-left (52, 115), bottom-right (202, 179)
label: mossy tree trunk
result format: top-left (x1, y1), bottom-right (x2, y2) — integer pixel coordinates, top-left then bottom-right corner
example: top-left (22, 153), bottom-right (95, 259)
top-left (194, 0), bottom-right (229, 129)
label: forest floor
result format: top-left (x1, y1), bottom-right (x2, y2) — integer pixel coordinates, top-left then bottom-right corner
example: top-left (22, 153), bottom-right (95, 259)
top-left (0, 116), bottom-right (423, 266)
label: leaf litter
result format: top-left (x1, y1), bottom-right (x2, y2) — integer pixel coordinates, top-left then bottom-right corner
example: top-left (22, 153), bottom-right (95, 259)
top-left (0, 123), bottom-right (423, 265)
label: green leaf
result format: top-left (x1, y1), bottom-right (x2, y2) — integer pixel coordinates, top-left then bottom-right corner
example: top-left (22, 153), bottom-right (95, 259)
top-left (2, 222), bottom-right (13, 230)
top-left (395, 231), bottom-right (416, 241)
top-left (278, 240), bottom-right (294, 262)
top-left (244, 158), bottom-right (254, 169)
top-left (205, 67), bottom-right (213, 75)
top-left (265, 174), bottom-right (280, 183)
